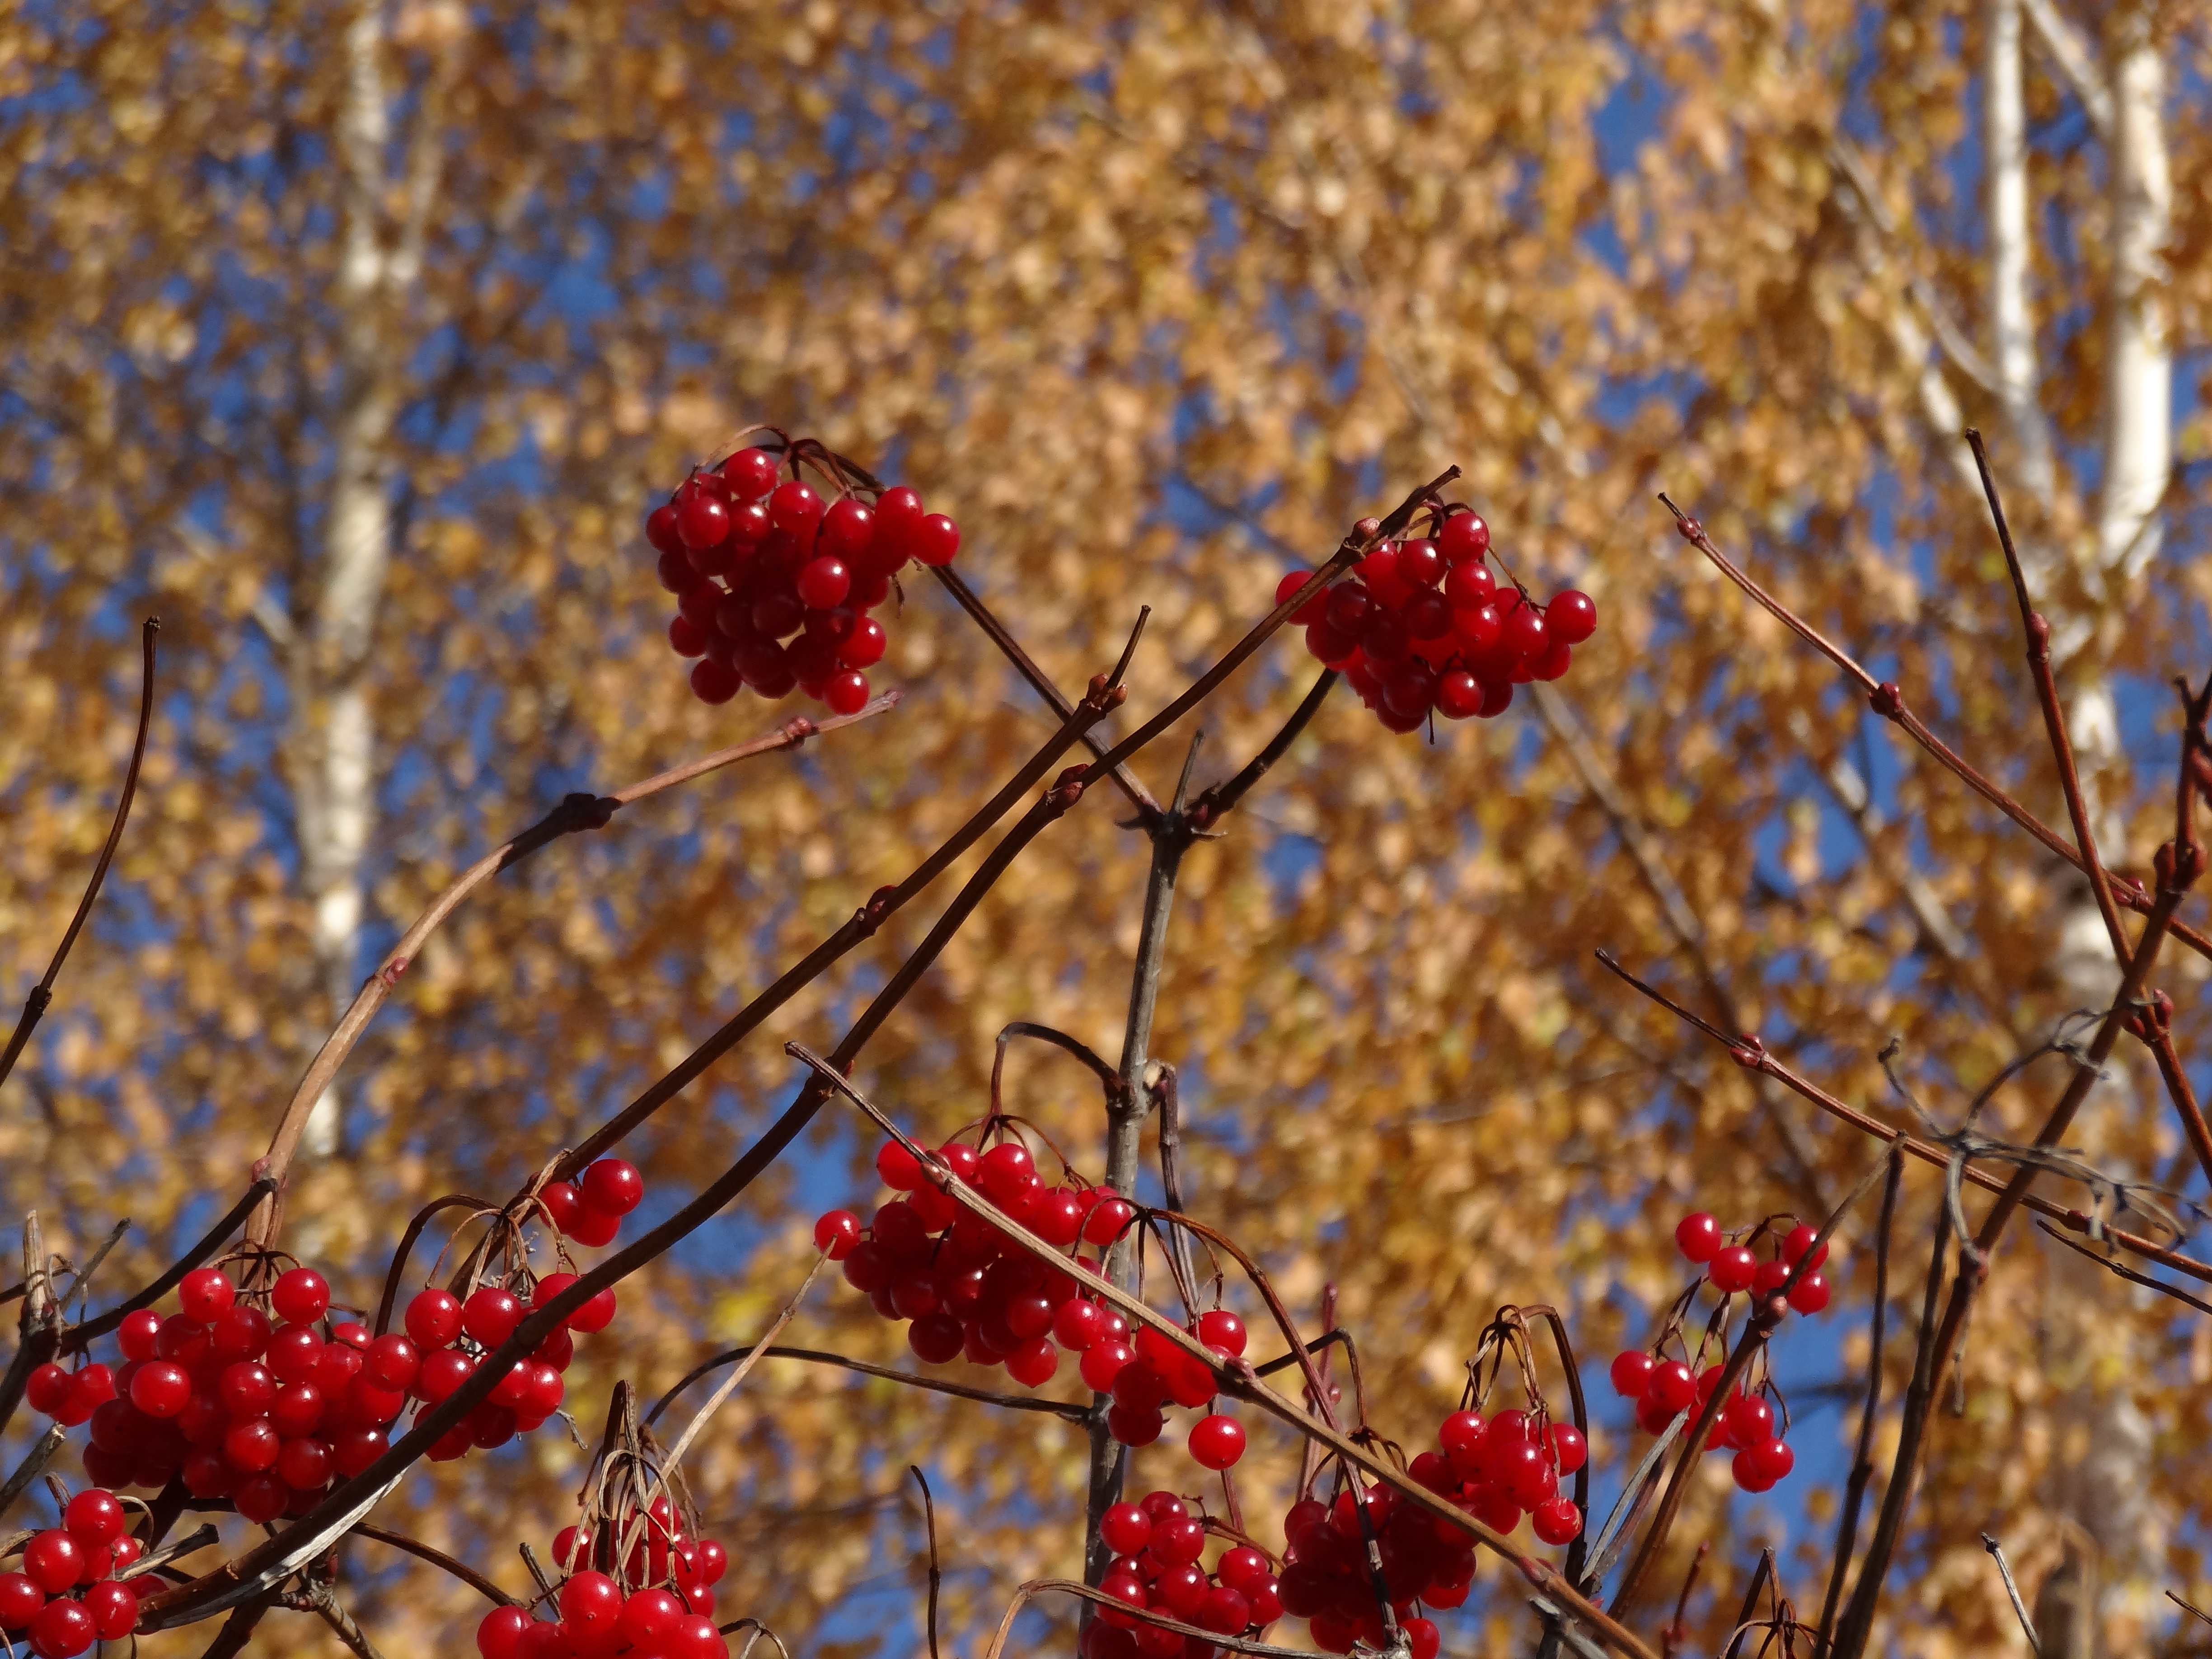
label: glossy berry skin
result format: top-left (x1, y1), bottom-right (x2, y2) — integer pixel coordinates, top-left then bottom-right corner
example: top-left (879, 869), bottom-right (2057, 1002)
top-left (538, 1182), bottom-right (583, 1234)
top-left (1275, 569), bottom-right (1330, 623)
top-left (267, 1326), bottom-right (324, 1384)
top-left (912, 512), bottom-right (960, 566)
top-left (476, 1606), bottom-right (531, 1659)
top-left (365, 1335), bottom-right (421, 1392)
top-left (1188, 1413), bottom-right (1246, 1470)
top-left (1608, 1350), bottom-right (1654, 1398)
top-left (565, 1203), bottom-right (622, 1246)
top-left (690, 658), bottom-right (740, 704)
top-left (813, 1209), bottom-right (861, 1260)
top-left (676, 491), bottom-right (731, 551)
top-left (839, 615), bottom-right (888, 668)
top-left (1196, 1308), bottom-right (1247, 1357)
top-left (62, 1490), bottom-right (126, 1546)
top-left (178, 1267), bottom-right (236, 1322)
top-left (119, 1312), bottom-right (163, 1363)
top-left (24, 1532), bottom-right (83, 1594)
top-left (1082, 1197), bottom-right (1134, 1247)
top-left (1708, 1245), bottom-right (1757, 1294)
top-left (464, 1288), bottom-right (525, 1348)
top-left (1549, 589), bottom-right (1598, 644)
top-left (1549, 1421), bottom-right (1588, 1474)
top-left (796, 556), bottom-right (851, 610)
top-left (272, 1267), bottom-right (331, 1326)
top-left (28, 1598), bottom-right (96, 1659)
top-left (1532, 1497), bottom-right (1583, 1546)
top-left (825, 670), bottom-right (871, 715)
top-left (26, 1362), bottom-right (73, 1415)
top-left (1097, 1501), bottom-right (1151, 1556)
top-left (875, 1139), bottom-right (922, 1190)
top-left (83, 1579), bottom-right (136, 1640)
top-left (768, 479), bottom-right (824, 534)
top-left (1646, 1361), bottom-right (1696, 1414)
top-left (580, 1158), bottom-right (644, 1217)
top-left (1781, 1223), bottom-right (1828, 1269)
top-left (722, 447), bottom-right (781, 500)
top-left (1788, 1272), bottom-right (1831, 1314)
top-left (558, 1571), bottom-right (623, 1635)
top-left (1674, 1213), bottom-right (1721, 1262)
top-left (405, 1289), bottom-right (464, 1350)
top-left (128, 1361), bottom-right (190, 1419)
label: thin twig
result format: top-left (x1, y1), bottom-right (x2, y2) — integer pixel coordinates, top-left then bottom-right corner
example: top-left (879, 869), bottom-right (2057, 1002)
top-left (2038, 1223), bottom-right (2212, 1316)
top-left (910, 1467), bottom-right (942, 1659)
top-left (348, 1523), bottom-right (520, 1606)
top-left (0, 1425), bottom-right (66, 1526)
top-left (1982, 1533), bottom-right (2041, 1651)
top-left (644, 1344), bottom-right (1092, 1428)
top-left (0, 617), bottom-right (159, 1092)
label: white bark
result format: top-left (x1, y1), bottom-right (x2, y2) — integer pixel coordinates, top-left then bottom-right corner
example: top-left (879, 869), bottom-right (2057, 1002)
top-left (291, 2), bottom-right (411, 1156)
top-left (2021, 0), bottom-right (2114, 141)
top-left (2096, 9), bottom-right (2170, 588)
top-left (1988, 0), bottom-right (2057, 507)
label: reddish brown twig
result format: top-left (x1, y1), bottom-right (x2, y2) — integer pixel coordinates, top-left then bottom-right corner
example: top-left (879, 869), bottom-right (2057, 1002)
top-left (2038, 1222), bottom-right (2212, 1316)
top-left (1655, 494), bottom-right (2212, 968)
top-left (1594, 951), bottom-right (2211, 1282)
top-left (0, 618), bottom-right (159, 1092)
top-left (249, 693), bottom-right (901, 1245)
top-left (349, 1523), bottom-right (518, 1607)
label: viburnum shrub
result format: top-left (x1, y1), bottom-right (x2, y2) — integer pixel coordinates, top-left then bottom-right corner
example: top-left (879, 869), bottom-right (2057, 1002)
top-left (6, 433), bottom-right (2204, 1659)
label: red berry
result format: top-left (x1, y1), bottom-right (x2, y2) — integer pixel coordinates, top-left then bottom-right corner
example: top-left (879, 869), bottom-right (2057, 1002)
top-left (1196, 1309), bottom-right (1246, 1357)
top-left (26, 1363), bottom-right (73, 1415)
top-left (1709, 1246), bottom-right (1757, 1294)
top-left (1079, 1339), bottom-right (1134, 1393)
top-left (1152, 1513), bottom-right (1206, 1566)
top-left (1476, 679), bottom-right (1514, 717)
top-left (978, 1142), bottom-right (1037, 1205)
top-left (838, 615), bottom-right (888, 669)
top-left (217, 1360), bottom-right (276, 1419)
top-left (82, 1579), bottom-right (135, 1640)
top-left (1549, 1421), bottom-right (1588, 1474)
top-left (1532, 1496), bottom-right (1583, 1546)
top-left (178, 1267), bottom-right (236, 1323)
top-left (690, 658), bottom-right (741, 704)
top-left (676, 491), bottom-right (731, 551)
top-left (1531, 638), bottom-right (1572, 680)
top-left (477, 1606), bottom-right (532, 1659)
top-left (1105, 1403), bottom-right (1163, 1446)
top-left (912, 512), bottom-right (960, 566)
top-left (28, 1598), bottom-right (95, 1659)
top-left (1781, 1223), bottom-right (1828, 1269)
top-left (1444, 559), bottom-right (1496, 609)
top-left (813, 1209), bottom-right (861, 1260)
top-left (722, 447), bottom-right (781, 500)
top-left (128, 1361), bottom-right (189, 1419)
top-left (405, 1289), bottom-right (463, 1350)
top-left (768, 479), bottom-right (824, 534)
top-left (1006, 1337), bottom-right (1059, 1387)
top-left (24, 1532), bottom-right (83, 1593)
top-left (647, 502), bottom-right (684, 553)
top-left (1726, 1394), bottom-right (1775, 1446)
top-left (1754, 1257), bottom-right (1791, 1296)
top-left (1275, 569), bottom-right (1330, 624)
top-left (1439, 511), bottom-right (1490, 562)
top-left (656, 549), bottom-right (695, 594)
top-left (824, 670), bottom-right (870, 715)
top-left (1098, 1500), bottom-right (1151, 1556)
top-left (1502, 599), bottom-right (1548, 659)
top-left (534, 1182), bottom-right (582, 1233)
top-left (62, 1490), bottom-right (125, 1546)
top-left (1359, 544), bottom-right (1412, 607)
top-left (1549, 589), bottom-right (1598, 644)
top-left (1608, 1351), bottom-right (1654, 1398)
top-left (365, 1335), bottom-right (420, 1392)
top-left (416, 1349), bottom-right (474, 1404)
top-left (267, 1325), bottom-right (325, 1384)
top-left (333, 1426), bottom-right (387, 1476)
top-left (908, 1313), bottom-right (964, 1365)
top-left (1398, 537), bottom-right (1445, 588)
top-left (559, 1570), bottom-right (622, 1635)
top-left (1188, 1413), bottom-right (1246, 1470)
top-left (1083, 1196), bottom-right (1135, 1247)
top-left (271, 1382), bottom-right (324, 1437)
top-left (1747, 1436), bottom-right (1795, 1483)
top-left (1646, 1360), bottom-right (1696, 1413)
top-left (796, 556), bottom-right (851, 610)
top-left (580, 1158), bottom-right (643, 1218)
top-left (1675, 1212), bottom-right (1721, 1263)
top-left (819, 498), bottom-right (876, 560)
top-left (276, 1436), bottom-right (331, 1489)
top-left (1788, 1272), bottom-right (1831, 1314)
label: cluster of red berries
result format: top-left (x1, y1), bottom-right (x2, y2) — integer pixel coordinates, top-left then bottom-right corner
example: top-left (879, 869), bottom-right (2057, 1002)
top-left (647, 445), bottom-right (959, 710)
top-left (1271, 1482), bottom-right (1473, 1659)
top-left (0, 1489), bottom-right (143, 1658)
top-left (1277, 511), bottom-right (1598, 732)
top-left (1604, 1213), bottom-right (1829, 1495)
top-left (24, 1264), bottom-right (380, 1518)
top-left (1081, 1489), bottom-right (1284, 1659)
top-left (813, 1139), bottom-right (1247, 1473)
top-left (380, 1158), bottom-right (647, 1463)
top-left (1406, 1406), bottom-right (1586, 1546)
top-left (474, 1504), bottom-right (731, 1658)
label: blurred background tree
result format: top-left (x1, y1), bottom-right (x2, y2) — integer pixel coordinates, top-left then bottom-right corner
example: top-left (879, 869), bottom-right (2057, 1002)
top-left (4, 0), bottom-right (2209, 1654)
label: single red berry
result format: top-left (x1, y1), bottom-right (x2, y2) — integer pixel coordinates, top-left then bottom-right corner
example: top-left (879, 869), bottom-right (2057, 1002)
top-left (1549, 589), bottom-right (1598, 644)
top-left (908, 1312), bottom-right (964, 1365)
top-left (1082, 1196), bottom-right (1134, 1247)
top-left (1753, 1257), bottom-right (1791, 1296)
top-left (1398, 537), bottom-right (1445, 588)
top-left (1270, 569), bottom-right (1324, 624)
top-left (61, 1490), bottom-right (126, 1547)
top-left (669, 615), bottom-right (708, 657)
top-left (813, 1210), bottom-right (861, 1260)
top-left (768, 479), bottom-right (824, 534)
top-left (1675, 1212), bottom-right (1721, 1263)
top-left (0, 1571), bottom-right (41, 1628)
top-left (1646, 1360), bottom-right (1696, 1413)
top-left (1476, 677), bottom-right (1515, 718)
top-left (178, 1267), bottom-right (236, 1323)
top-left (28, 1598), bottom-right (96, 1659)
top-left (1444, 558), bottom-right (1497, 609)
top-left (1401, 586), bottom-right (1453, 643)
top-left (24, 1531), bottom-right (83, 1593)
top-left (912, 512), bottom-right (960, 566)
top-left (1531, 638), bottom-right (1572, 680)
top-left (1106, 1402), bottom-right (1163, 1447)
top-left (559, 1570), bottom-right (623, 1635)
top-left (1439, 511), bottom-right (1490, 562)
top-left (1006, 1336), bottom-right (1059, 1387)
top-left (270, 1382), bottom-right (324, 1437)
top-left (1781, 1223), bottom-right (1828, 1269)
top-left (1726, 1394), bottom-right (1775, 1446)
top-left (267, 1325), bottom-right (324, 1383)
top-left (477, 1605), bottom-right (533, 1659)
top-left (722, 447), bottom-right (781, 500)
top-left (217, 1360), bottom-right (276, 1419)
top-left (1748, 1436), bottom-right (1795, 1483)
top-left (1503, 599), bottom-right (1548, 659)
top-left (656, 549), bottom-right (695, 594)
top-left (333, 1425), bottom-right (388, 1476)
top-left (276, 1435), bottom-right (331, 1490)
top-left (415, 1349), bottom-right (474, 1404)
top-left (1531, 1496), bottom-right (1583, 1546)
top-left (1788, 1272), bottom-right (1831, 1314)
top-left (691, 658), bottom-right (741, 704)
top-left (580, 1158), bottom-right (643, 1218)
top-left (364, 1334), bottom-right (420, 1392)
top-left (1709, 1245), bottom-right (1757, 1294)
top-left (1188, 1412), bottom-right (1246, 1470)
top-left (26, 1362), bottom-right (73, 1415)
top-left (1549, 1421), bottom-right (1588, 1474)
top-left (1097, 1500), bottom-right (1151, 1556)
top-left (676, 490), bottom-right (731, 551)
top-left (1359, 543), bottom-right (1412, 607)
top-left (977, 1142), bottom-right (1037, 1205)
top-left (838, 615), bottom-right (888, 669)
top-left (1430, 668), bottom-right (1480, 720)
top-left (824, 670), bottom-right (870, 715)
top-left (819, 498), bottom-right (876, 559)
top-left (82, 1578), bottom-right (136, 1640)
top-left (796, 555), bottom-right (851, 610)
top-left (404, 1289), bottom-right (463, 1350)
top-left (128, 1361), bottom-right (190, 1420)
top-left (1196, 1308), bottom-right (1246, 1357)
top-left (1607, 1350), bottom-right (1654, 1399)
top-left (536, 1182), bottom-right (583, 1233)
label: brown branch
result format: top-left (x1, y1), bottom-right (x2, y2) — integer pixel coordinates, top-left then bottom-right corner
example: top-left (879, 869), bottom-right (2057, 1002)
top-left (1595, 951), bottom-right (2211, 1282)
top-left (2038, 1223), bottom-right (2212, 1317)
top-left (909, 1466), bottom-right (942, 1659)
top-left (1656, 495), bottom-right (2212, 968)
top-left (0, 617), bottom-right (159, 1091)
top-left (349, 1523), bottom-right (520, 1607)
top-left (248, 693), bottom-right (901, 1244)
top-left (644, 1343), bottom-right (1092, 1428)
top-left (1186, 668), bottom-right (1339, 830)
